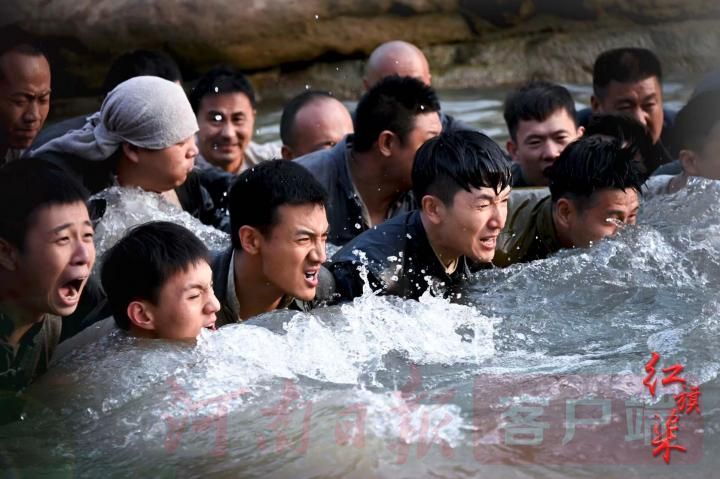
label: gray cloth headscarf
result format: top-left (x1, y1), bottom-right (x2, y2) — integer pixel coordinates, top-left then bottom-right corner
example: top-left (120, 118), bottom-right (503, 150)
top-left (32, 76), bottom-right (198, 161)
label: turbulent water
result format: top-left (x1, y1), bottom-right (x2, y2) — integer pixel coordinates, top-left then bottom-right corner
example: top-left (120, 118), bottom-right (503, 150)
top-left (2, 182), bottom-right (719, 478)
top-left (2, 86), bottom-right (718, 478)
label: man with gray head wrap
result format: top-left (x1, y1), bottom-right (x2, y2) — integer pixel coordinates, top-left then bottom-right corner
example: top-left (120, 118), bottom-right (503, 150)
top-left (31, 76), bottom-right (226, 230)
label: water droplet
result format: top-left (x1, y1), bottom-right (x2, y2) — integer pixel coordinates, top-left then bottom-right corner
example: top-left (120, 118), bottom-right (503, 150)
top-left (314, 14), bottom-right (319, 20)
top-left (214, 86), bottom-right (219, 93)
top-left (305, 84), bottom-right (310, 90)
top-left (354, 223), bottom-right (361, 229)
top-left (420, 105), bottom-right (425, 111)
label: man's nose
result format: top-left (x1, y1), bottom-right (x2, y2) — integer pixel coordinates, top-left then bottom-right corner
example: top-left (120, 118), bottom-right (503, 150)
top-left (72, 240), bottom-right (93, 265)
top-left (22, 101), bottom-right (41, 124)
top-left (206, 292), bottom-right (221, 314)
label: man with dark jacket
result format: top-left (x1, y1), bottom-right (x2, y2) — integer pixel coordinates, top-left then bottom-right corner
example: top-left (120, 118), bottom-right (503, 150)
top-left (330, 129), bottom-right (511, 301)
top-left (212, 160), bottom-right (334, 326)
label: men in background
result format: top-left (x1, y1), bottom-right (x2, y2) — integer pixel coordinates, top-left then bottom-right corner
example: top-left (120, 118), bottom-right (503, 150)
top-left (32, 49), bottom-right (182, 148)
top-left (213, 160), bottom-right (334, 325)
top-left (645, 90), bottom-right (720, 196)
top-left (280, 90), bottom-right (354, 160)
top-left (330, 129), bottom-right (511, 301)
top-left (0, 42), bottom-right (51, 166)
top-left (101, 222), bottom-right (220, 340)
top-left (189, 65), bottom-right (280, 175)
top-left (363, 40), bottom-right (468, 132)
top-left (297, 75), bottom-right (442, 246)
top-left (1, 159), bottom-right (95, 403)
top-left (504, 81), bottom-right (583, 187)
top-left (494, 137), bottom-right (643, 267)
top-left (589, 47), bottom-right (673, 174)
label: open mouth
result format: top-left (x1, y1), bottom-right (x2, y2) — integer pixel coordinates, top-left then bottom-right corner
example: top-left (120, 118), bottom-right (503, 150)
top-left (478, 236), bottom-right (498, 249)
top-left (304, 270), bottom-right (319, 287)
top-left (58, 277), bottom-right (86, 304)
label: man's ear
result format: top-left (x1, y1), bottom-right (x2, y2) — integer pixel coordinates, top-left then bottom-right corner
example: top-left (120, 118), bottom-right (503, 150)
top-left (576, 125), bottom-right (585, 138)
top-left (0, 238), bottom-right (18, 271)
top-left (121, 142), bottom-right (141, 164)
top-left (678, 149), bottom-right (699, 176)
top-left (506, 139), bottom-right (518, 161)
top-left (554, 198), bottom-right (575, 230)
top-left (421, 195), bottom-right (446, 225)
top-left (127, 300), bottom-right (155, 331)
top-left (238, 225), bottom-right (262, 255)
top-left (280, 145), bottom-right (293, 161)
top-left (377, 130), bottom-right (396, 157)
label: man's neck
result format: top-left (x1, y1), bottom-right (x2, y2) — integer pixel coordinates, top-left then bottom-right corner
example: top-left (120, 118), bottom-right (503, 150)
top-left (116, 159), bottom-right (166, 194)
top-left (348, 150), bottom-right (405, 226)
top-left (420, 213), bottom-right (461, 269)
top-left (232, 251), bottom-right (284, 321)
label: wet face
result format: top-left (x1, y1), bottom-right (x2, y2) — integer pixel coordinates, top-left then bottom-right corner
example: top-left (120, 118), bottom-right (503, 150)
top-left (437, 186), bottom-right (510, 263)
top-left (593, 77), bottom-right (664, 145)
top-left (143, 261), bottom-right (219, 340)
top-left (133, 136), bottom-right (198, 192)
top-left (0, 51), bottom-right (51, 150)
top-left (197, 92), bottom-right (255, 173)
top-left (564, 188), bottom-right (640, 248)
top-left (284, 98), bottom-right (353, 159)
top-left (391, 112), bottom-right (442, 191)
top-left (508, 109), bottom-right (582, 186)
top-left (13, 201), bottom-right (95, 318)
top-left (257, 204), bottom-right (328, 302)
top-left (681, 121), bottom-right (720, 180)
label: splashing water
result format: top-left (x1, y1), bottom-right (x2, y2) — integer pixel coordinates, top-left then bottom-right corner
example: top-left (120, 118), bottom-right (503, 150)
top-left (4, 183), bottom-right (720, 477)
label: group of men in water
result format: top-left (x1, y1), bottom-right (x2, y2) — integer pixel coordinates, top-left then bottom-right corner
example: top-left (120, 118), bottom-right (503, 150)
top-left (1, 34), bottom-right (719, 422)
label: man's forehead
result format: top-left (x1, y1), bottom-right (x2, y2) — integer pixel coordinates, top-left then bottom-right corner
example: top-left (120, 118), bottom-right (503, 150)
top-left (467, 185), bottom-right (511, 198)
top-left (591, 188), bottom-right (640, 207)
top-left (274, 203), bottom-right (328, 229)
top-left (604, 77), bottom-right (662, 101)
top-left (200, 92), bottom-right (252, 112)
top-left (517, 109), bottom-right (576, 138)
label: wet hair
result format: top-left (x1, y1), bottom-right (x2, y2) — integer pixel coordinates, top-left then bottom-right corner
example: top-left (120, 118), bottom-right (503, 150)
top-left (188, 65), bottom-right (256, 113)
top-left (503, 81), bottom-right (577, 141)
top-left (670, 90), bottom-right (720, 155)
top-left (0, 157), bottom-right (88, 251)
top-left (101, 221), bottom-right (210, 330)
top-left (228, 160), bottom-right (328, 249)
top-left (585, 113), bottom-right (654, 176)
top-left (280, 90), bottom-right (338, 148)
top-left (102, 49), bottom-right (182, 95)
top-left (412, 129), bottom-right (511, 204)
top-left (353, 75), bottom-right (440, 152)
top-left (547, 136), bottom-right (644, 209)
top-left (593, 48), bottom-right (662, 100)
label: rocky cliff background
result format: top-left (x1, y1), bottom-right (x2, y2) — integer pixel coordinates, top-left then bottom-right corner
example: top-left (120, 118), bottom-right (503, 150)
top-left (2, 0), bottom-right (719, 103)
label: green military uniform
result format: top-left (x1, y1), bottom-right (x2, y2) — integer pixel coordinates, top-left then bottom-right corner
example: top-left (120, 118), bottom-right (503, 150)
top-left (1, 312), bottom-right (62, 423)
top-left (494, 189), bottom-right (562, 267)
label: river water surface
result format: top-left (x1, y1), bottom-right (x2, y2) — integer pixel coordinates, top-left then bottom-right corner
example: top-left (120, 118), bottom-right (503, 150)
top-left (2, 84), bottom-right (718, 479)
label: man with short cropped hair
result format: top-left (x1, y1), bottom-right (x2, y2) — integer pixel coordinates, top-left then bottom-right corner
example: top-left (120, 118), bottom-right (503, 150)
top-left (0, 42), bottom-right (51, 165)
top-left (101, 222), bottom-right (220, 339)
top-left (297, 76), bottom-right (442, 246)
top-left (213, 160), bottom-right (334, 325)
top-left (589, 47), bottom-right (673, 174)
top-left (189, 66), bottom-right (280, 175)
top-left (280, 90), bottom-right (353, 160)
top-left (330, 129), bottom-right (511, 301)
top-left (0, 158), bottom-right (95, 398)
top-left (494, 137), bottom-right (643, 267)
top-left (504, 81), bottom-right (584, 187)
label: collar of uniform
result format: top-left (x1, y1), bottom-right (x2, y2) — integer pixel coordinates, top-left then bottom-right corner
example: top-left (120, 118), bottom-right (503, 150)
top-left (535, 196), bottom-right (562, 255)
top-left (408, 211), bottom-right (470, 280)
top-left (226, 249), bottom-right (295, 323)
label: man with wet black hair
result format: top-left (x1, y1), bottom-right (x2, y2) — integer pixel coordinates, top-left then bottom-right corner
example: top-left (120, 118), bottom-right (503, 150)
top-left (645, 90), bottom-right (720, 196)
top-left (504, 81), bottom-right (583, 187)
top-left (0, 158), bottom-right (95, 399)
top-left (495, 137), bottom-right (643, 267)
top-left (32, 49), bottom-right (183, 149)
top-left (297, 75), bottom-right (442, 246)
top-left (213, 160), bottom-right (334, 325)
top-left (330, 129), bottom-right (511, 301)
top-left (584, 47), bottom-right (674, 174)
top-left (279, 90), bottom-right (353, 160)
top-left (584, 113), bottom-right (655, 181)
top-left (101, 221), bottom-right (220, 339)
top-left (189, 65), bottom-right (280, 175)
top-left (0, 40), bottom-right (51, 165)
